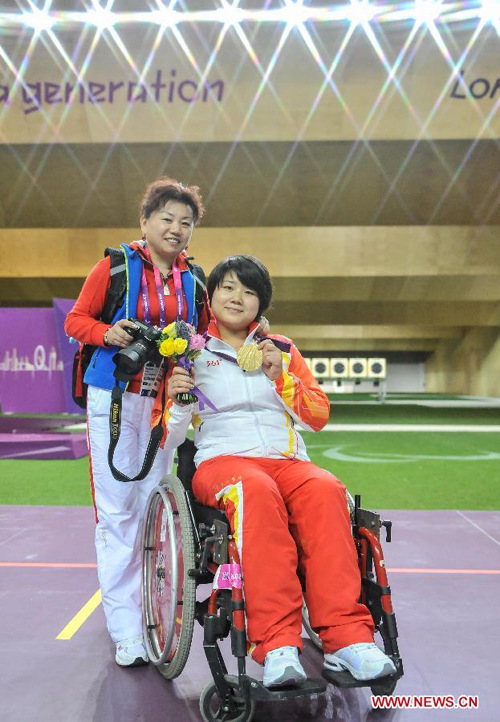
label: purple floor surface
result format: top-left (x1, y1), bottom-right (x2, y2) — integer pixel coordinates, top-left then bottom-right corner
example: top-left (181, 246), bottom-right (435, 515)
top-left (0, 432), bottom-right (88, 459)
top-left (0, 415), bottom-right (85, 433)
top-left (0, 506), bottom-right (499, 722)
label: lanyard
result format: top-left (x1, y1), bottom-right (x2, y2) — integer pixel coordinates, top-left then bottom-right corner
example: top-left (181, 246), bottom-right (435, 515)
top-left (140, 245), bottom-right (184, 326)
top-left (140, 263), bottom-right (165, 327)
top-left (171, 259), bottom-right (184, 321)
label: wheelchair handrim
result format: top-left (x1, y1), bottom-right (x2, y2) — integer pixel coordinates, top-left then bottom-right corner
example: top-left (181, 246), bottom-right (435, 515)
top-left (142, 485), bottom-right (180, 665)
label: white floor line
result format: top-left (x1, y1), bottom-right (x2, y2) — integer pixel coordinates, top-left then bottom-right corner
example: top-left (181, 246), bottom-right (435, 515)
top-left (0, 527), bottom-right (27, 548)
top-left (59, 423), bottom-right (87, 432)
top-left (456, 510), bottom-right (500, 547)
top-left (321, 424), bottom-right (500, 432)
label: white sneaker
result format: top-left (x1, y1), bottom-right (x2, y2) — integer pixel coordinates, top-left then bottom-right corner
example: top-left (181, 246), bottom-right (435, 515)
top-left (263, 646), bottom-right (307, 688)
top-left (115, 635), bottom-right (149, 667)
top-left (324, 643), bottom-right (396, 681)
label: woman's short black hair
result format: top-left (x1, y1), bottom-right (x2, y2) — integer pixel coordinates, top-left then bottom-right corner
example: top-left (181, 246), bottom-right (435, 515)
top-left (207, 255), bottom-right (273, 319)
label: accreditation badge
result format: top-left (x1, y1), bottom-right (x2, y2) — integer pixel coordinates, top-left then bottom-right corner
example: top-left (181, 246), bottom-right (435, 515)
top-left (140, 363), bottom-right (164, 397)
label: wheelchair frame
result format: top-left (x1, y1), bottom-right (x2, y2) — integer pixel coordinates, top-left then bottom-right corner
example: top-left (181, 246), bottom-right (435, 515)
top-left (142, 440), bottom-right (403, 722)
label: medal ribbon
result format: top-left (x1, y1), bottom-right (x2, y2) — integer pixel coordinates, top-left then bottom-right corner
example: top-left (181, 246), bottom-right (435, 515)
top-left (254, 333), bottom-right (291, 353)
top-left (207, 334), bottom-right (291, 366)
top-left (177, 356), bottom-right (218, 412)
top-left (207, 349), bottom-right (238, 365)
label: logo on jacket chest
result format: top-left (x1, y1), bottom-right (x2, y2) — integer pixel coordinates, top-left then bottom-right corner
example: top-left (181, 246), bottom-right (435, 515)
top-left (206, 359), bottom-right (221, 367)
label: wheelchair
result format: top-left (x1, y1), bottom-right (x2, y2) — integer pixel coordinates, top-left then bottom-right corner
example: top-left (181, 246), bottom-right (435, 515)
top-left (141, 439), bottom-right (403, 722)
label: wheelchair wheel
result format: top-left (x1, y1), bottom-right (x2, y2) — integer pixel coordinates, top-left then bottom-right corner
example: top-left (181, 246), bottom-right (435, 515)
top-left (302, 597), bottom-right (322, 650)
top-left (200, 676), bottom-right (255, 722)
top-left (142, 474), bottom-right (196, 679)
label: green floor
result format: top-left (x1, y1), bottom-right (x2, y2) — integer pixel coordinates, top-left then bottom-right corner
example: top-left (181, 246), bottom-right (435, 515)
top-left (0, 457), bottom-right (93, 507)
top-left (304, 431), bottom-right (500, 510)
top-left (1, 399), bottom-right (499, 510)
top-left (327, 403), bottom-right (500, 426)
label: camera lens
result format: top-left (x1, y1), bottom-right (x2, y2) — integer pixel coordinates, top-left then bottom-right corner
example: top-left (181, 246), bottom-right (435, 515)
top-left (116, 348), bottom-right (143, 375)
top-left (114, 339), bottom-right (152, 377)
top-left (112, 322), bottom-right (162, 380)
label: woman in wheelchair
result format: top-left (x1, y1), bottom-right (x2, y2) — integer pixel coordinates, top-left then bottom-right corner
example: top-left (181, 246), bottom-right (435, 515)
top-left (162, 254), bottom-right (396, 688)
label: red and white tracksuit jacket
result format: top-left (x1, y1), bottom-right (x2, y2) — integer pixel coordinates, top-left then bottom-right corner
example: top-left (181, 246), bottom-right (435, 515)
top-left (164, 321), bottom-right (374, 663)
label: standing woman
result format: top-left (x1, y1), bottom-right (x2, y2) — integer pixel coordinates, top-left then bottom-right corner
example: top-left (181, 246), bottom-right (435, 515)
top-left (65, 177), bottom-right (208, 666)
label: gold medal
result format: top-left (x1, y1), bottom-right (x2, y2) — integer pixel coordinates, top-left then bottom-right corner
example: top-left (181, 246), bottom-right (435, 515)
top-left (236, 344), bottom-right (263, 372)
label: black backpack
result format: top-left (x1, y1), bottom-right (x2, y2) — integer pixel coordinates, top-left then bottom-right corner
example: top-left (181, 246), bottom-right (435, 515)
top-left (71, 248), bottom-right (207, 409)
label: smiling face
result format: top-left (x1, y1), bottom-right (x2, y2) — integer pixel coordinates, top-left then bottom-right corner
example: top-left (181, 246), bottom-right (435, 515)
top-left (210, 271), bottom-right (261, 337)
top-left (140, 199), bottom-right (194, 268)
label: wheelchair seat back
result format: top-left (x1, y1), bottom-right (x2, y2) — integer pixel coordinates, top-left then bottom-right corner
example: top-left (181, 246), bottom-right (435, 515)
top-left (176, 438), bottom-right (229, 527)
top-left (176, 438), bottom-right (197, 493)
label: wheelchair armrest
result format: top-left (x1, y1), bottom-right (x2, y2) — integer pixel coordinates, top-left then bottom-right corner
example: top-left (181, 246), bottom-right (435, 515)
top-left (191, 499), bottom-right (229, 527)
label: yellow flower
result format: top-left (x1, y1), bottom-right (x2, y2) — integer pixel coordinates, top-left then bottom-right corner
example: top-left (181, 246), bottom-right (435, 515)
top-left (173, 338), bottom-right (188, 355)
top-left (159, 338), bottom-right (175, 357)
top-left (163, 322), bottom-right (177, 338)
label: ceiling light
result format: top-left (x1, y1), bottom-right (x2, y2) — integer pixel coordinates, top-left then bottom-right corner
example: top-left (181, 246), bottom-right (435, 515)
top-left (21, 9), bottom-right (55, 32)
top-left (413, 0), bottom-right (441, 25)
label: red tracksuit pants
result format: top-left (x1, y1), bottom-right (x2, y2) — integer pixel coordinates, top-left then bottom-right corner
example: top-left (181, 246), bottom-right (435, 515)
top-left (192, 456), bottom-right (374, 665)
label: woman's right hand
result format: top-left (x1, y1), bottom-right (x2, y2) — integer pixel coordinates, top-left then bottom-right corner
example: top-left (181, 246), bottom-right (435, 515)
top-left (168, 366), bottom-right (195, 402)
top-left (105, 319), bottom-right (138, 348)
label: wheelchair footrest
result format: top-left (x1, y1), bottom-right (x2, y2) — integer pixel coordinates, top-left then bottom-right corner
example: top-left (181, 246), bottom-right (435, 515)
top-left (241, 677), bottom-right (326, 702)
top-left (322, 668), bottom-right (400, 689)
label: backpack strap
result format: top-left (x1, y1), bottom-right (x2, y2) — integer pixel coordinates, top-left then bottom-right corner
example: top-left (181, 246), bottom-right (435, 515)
top-left (71, 248), bottom-right (127, 408)
top-left (102, 247), bottom-right (127, 324)
top-left (186, 258), bottom-right (209, 323)
top-left (100, 249), bottom-right (208, 330)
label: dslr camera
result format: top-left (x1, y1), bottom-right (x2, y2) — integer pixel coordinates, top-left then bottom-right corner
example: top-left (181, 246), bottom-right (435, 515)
top-left (112, 319), bottom-right (162, 379)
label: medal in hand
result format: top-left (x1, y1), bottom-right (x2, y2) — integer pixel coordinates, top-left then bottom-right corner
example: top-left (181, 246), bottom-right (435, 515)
top-left (236, 344), bottom-right (263, 372)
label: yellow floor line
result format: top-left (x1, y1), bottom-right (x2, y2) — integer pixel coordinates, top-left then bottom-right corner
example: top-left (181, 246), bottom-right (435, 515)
top-left (56, 589), bottom-right (102, 640)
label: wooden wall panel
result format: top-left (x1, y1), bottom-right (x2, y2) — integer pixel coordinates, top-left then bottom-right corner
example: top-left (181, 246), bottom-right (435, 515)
top-left (2, 226), bottom-right (499, 278)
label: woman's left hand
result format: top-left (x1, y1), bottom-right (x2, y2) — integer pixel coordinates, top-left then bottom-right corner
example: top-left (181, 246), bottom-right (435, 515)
top-left (258, 339), bottom-right (283, 381)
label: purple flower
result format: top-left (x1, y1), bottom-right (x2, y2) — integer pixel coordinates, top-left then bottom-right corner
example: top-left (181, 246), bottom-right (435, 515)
top-left (189, 334), bottom-right (206, 351)
top-left (176, 320), bottom-right (191, 341)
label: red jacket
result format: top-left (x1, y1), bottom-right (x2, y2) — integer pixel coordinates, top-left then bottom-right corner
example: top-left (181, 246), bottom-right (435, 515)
top-left (65, 243), bottom-right (209, 393)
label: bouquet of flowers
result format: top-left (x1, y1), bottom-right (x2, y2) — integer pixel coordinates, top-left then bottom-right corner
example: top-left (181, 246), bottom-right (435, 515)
top-left (157, 320), bottom-right (206, 405)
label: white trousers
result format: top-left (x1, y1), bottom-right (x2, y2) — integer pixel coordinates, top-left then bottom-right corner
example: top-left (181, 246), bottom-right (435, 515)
top-left (87, 385), bottom-right (173, 642)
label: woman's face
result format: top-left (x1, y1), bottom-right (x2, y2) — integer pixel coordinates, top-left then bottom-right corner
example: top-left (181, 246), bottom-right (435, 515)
top-left (211, 271), bottom-right (260, 335)
top-left (140, 199), bottom-right (194, 265)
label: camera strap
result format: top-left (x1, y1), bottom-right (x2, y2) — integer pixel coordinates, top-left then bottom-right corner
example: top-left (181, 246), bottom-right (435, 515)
top-left (107, 376), bottom-right (166, 483)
